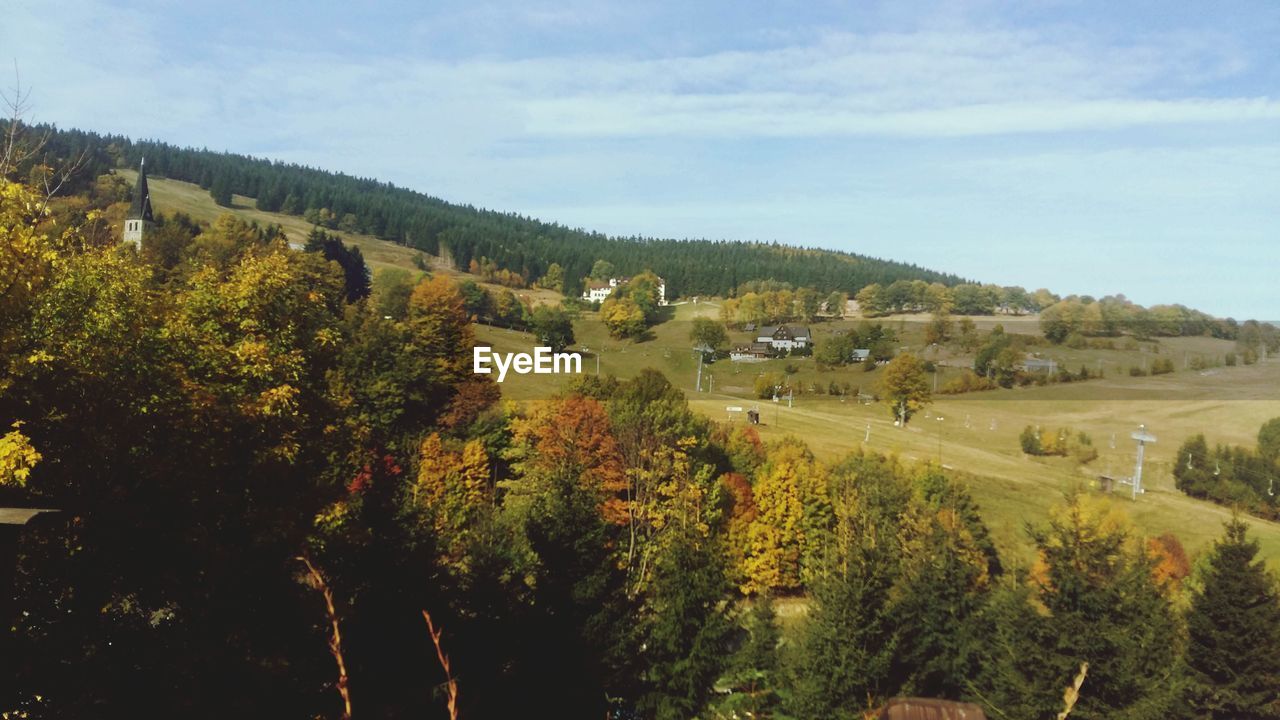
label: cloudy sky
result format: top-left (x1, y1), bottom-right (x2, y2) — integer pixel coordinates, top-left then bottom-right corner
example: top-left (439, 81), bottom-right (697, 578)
top-left (4, 0), bottom-right (1277, 318)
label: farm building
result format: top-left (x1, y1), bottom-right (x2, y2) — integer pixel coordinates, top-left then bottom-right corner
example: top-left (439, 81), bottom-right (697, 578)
top-left (730, 342), bottom-right (772, 361)
top-left (757, 324), bottom-right (812, 351)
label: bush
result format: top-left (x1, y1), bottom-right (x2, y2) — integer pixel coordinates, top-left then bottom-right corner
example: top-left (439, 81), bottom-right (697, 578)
top-left (1226, 352), bottom-right (1238, 366)
top-left (1151, 358), bottom-right (1175, 375)
top-left (1020, 425), bottom-right (1043, 454)
top-left (754, 372), bottom-right (786, 399)
top-left (940, 371), bottom-right (997, 395)
top-left (1130, 366), bottom-right (1148, 377)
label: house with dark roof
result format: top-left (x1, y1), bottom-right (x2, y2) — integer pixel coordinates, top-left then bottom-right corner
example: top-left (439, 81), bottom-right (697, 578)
top-left (756, 324), bottom-right (812, 351)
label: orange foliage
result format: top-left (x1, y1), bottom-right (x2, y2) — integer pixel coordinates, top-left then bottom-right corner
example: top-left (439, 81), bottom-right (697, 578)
top-left (1147, 533), bottom-right (1191, 590)
top-left (438, 378), bottom-right (500, 430)
top-left (517, 395), bottom-right (628, 524)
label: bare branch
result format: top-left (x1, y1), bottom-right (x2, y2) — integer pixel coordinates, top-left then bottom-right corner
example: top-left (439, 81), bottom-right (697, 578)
top-left (297, 554), bottom-right (353, 720)
top-left (423, 609), bottom-right (460, 720)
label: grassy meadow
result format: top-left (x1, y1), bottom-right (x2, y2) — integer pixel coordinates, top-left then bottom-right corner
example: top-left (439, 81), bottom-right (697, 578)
top-left (483, 301), bottom-right (1280, 567)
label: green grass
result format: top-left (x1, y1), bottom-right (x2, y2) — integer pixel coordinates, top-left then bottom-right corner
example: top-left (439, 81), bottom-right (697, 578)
top-left (119, 169), bottom-right (565, 307)
top-left (486, 302), bottom-right (1280, 567)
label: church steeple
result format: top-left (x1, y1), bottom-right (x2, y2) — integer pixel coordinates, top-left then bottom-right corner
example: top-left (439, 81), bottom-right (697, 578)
top-left (123, 158), bottom-right (154, 248)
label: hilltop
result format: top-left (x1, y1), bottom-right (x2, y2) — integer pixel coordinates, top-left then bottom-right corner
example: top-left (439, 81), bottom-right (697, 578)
top-left (29, 123), bottom-right (968, 300)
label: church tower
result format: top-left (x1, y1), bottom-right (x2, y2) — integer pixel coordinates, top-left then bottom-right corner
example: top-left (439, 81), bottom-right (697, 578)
top-left (123, 158), bottom-right (154, 248)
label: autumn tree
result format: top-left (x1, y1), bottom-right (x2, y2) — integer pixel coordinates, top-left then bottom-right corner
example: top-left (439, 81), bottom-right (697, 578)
top-left (601, 295), bottom-right (647, 338)
top-left (740, 439), bottom-right (830, 594)
top-left (880, 352), bottom-right (931, 425)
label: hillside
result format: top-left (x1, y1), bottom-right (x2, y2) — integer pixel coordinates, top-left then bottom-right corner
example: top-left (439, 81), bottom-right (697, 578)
top-left (119, 169), bottom-right (566, 307)
top-left (479, 301), bottom-right (1280, 567)
top-left (31, 123), bottom-right (968, 299)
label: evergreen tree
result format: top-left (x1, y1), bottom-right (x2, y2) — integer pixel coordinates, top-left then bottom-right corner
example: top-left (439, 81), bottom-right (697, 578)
top-left (209, 173), bottom-right (233, 207)
top-left (636, 529), bottom-right (733, 720)
top-left (974, 493), bottom-right (1181, 719)
top-left (715, 596), bottom-right (782, 717)
top-left (1182, 518), bottom-right (1280, 719)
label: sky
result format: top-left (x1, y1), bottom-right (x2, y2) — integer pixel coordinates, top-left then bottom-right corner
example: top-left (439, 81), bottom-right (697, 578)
top-left (3, 0), bottom-right (1278, 319)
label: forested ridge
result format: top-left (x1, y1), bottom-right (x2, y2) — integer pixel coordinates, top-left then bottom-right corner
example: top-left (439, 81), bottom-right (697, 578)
top-left (10, 122), bottom-right (967, 298)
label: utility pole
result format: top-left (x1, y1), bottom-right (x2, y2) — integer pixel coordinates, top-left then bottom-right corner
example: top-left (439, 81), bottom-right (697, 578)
top-left (936, 416), bottom-right (945, 464)
top-left (696, 352), bottom-right (704, 392)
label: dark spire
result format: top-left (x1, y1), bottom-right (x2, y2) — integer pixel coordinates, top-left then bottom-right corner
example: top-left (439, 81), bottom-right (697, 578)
top-left (128, 158), bottom-right (154, 222)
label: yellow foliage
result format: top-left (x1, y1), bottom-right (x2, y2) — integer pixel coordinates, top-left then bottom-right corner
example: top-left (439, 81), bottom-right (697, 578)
top-left (416, 433), bottom-right (491, 573)
top-left (0, 421), bottom-right (41, 487)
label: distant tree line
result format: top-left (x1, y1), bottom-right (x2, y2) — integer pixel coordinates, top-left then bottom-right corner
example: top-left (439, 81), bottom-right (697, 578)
top-left (1175, 418), bottom-right (1280, 521)
top-left (12, 122), bottom-right (969, 301)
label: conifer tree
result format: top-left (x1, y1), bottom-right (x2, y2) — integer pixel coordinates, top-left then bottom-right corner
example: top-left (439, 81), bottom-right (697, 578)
top-left (1182, 518), bottom-right (1280, 719)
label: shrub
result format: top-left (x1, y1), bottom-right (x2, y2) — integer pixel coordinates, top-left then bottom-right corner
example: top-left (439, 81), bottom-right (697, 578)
top-left (754, 372), bottom-right (785, 399)
top-left (1020, 425), bottom-right (1043, 454)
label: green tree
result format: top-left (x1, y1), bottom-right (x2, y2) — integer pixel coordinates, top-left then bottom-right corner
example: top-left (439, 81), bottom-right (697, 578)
top-left (786, 522), bottom-right (898, 719)
top-left (880, 353), bottom-right (931, 425)
top-left (1182, 518), bottom-right (1280, 719)
top-left (974, 494), bottom-right (1181, 719)
top-left (209, 173), bottom-right (233, 207)
top-left (636, 528), bottom-right (733, 720)
top-left (689, 317), bottom-right (728, 352)
top-left (530, 304), bottom-right (575, 352)
top-left (537, 261), bottom-right (565, 292)
top-left (1258, 417), bottom-right (1280, 465)
top-left (589, 259), bottom-right (616, 280)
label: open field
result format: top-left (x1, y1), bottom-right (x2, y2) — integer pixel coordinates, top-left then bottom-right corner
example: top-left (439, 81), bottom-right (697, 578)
top-left (481, 302), bottom-right (1280, 566)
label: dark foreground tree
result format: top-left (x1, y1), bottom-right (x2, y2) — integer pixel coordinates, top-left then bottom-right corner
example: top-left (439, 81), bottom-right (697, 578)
top-left (1182, 518), bottom-right (1280, 719)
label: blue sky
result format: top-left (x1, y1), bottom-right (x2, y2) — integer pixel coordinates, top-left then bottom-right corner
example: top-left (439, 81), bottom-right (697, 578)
top-left (4, 0), bottom-right (1277, 318)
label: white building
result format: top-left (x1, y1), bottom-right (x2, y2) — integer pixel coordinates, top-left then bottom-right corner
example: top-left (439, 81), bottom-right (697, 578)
top-left (581, 275), bottom-right (667, 305)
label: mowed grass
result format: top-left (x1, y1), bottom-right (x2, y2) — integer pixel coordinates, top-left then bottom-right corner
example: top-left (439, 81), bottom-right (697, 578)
top-left (484, 302), bottom-right (1280, 567)
top-left (118, 169), bottom-right (564, 307)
